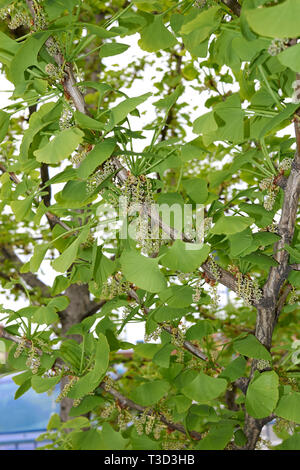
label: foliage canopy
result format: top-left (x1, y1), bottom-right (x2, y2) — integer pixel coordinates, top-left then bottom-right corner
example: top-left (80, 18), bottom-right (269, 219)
top-left (0, 0), bottom-right (300, 451)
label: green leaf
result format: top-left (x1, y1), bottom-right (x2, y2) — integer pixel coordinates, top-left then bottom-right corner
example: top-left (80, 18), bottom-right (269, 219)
top-left (61, 417), bottom-right (90, 430)
top-left (134, 343), bottom-right (160, 359)
top-left (246, 371), bottom-right (279, 419)
top-left (228, 229), bottom-right (253, 258)
top-left (31, 375), bottom-right (60, 394)
top-left (34, 128), bottom-right (84, 164)
top-left (182, 372), bottom-right (227, 403)
top-left (93, 247), bottom-right (116, 287)
top-left (153, 343), bottom-right (174, 368)
top-left (47, 296), bottom-right (70, 311)
top-left (275, 433), bottom-right (300, 450)
top-left (69, 395), bottom-right (104, 417)
top-left (284, 244), bottom-right (300, 263)
top-left (159, 285), bottom-right (193, 307)
top-left (241, 251), bottom-right (278, 269)
top-left (10, 32), bottom-right (50, 84)
top-left (252, 231), bottom-right (280, 247)
top-left (193, 111), bottom-right (218, 135)
top-left (68, 334), bottom-right (110, 399)
top-left (12, 370), bottom-right (32, 386)
top-left (288, 270), bottom-right (300, 288)
top-left (138, 15), bottom-right (177, 52)
top-left (220, 356), bottom-right (247, 383)
top-left (11, 196), bottom-right (34, 222)
top-left (15, 379), bottom-right (32, 400)
top-left (33, 306), bottom-right (59, 325)
top-left (77, 139), bottom-right (116, 179)
top-left (76, 423), bottom-right (128, 450)
top-left (47, 413), bottom-right (61, 430)
top-left (182, 178), bottom-right (208, 204)
top-left (196, 421), bottom-right (235, 450)
top-left (74, 111), bottom-right (106, 131)
top-left (45, 167), bottom-right (78, 186)
top-left (246, 0), bottom-right (300, 38)
top-left (259, 103), bottom-right (299, 138)
top-left (99, 42), bottom-right (130, 57)
top-left (185, 320), bottom-right (214, 341)
top-left (29, 244), bottom-right (49, 272)
top-left (51, 228), bottom-right (89, 273)
top-left (181, 137), bottom-right (207, 162)
top-left (213, 95), bottom-right (245, 144)
top-left (153, 306), bottom-right (189, 322)
top-left (61, 181), bottom-right (88, 203)
top-left (71, 429), bottom-right (103, 450)
top-left (20, 102), bottom-right (62, 161)
top-left (82, 24), bottom-right (119, 38)
top-left (275, 392), bottom-right (300, 424)
top-left (130, 379), bottom-right (170, 406)
top-left (233, 334), bottom-right (272, 361)
top-left (234, 429), bottom-right (247, 447)
top-left (154, 84), bottom-right (184, 109)
top-left (211, 215), bottom-right (254, 235)
top-left (160, 241), bottom-right (210, 273)
top-left (106, 93), bottom-right (151, 132)
top-left (0, 110), bottom-right (9, 143)
top-left (120, 250), bottom-right (167, 293)
top-left (181, 6), bottom-right (221, 38)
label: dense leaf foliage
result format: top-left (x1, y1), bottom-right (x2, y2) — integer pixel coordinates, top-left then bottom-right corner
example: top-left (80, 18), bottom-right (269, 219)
top-left (0, 0), bottom-right (300, 450)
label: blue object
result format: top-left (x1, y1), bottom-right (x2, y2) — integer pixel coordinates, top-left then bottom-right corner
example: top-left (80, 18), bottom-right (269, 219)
top-left (0, 373), bottom-right (60, 450)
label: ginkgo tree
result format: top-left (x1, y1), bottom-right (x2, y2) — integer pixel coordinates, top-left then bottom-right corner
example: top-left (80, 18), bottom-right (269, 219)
top-left (0, 0), bottom-right (300, 451)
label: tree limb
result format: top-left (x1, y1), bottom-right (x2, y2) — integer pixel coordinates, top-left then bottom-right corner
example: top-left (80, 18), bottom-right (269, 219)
top-left (221, 0), bottom-right (241, 17)
top-left (290, 264), bottom-right (300, 271)
top-left (1, 246), bottom-right (50, 297)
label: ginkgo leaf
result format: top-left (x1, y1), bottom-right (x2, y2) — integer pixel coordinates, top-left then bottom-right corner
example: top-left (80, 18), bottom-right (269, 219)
top-left (246, 371), bottom-right (279, 419)
top-left (160, 241), bottom-right (210, 273)
top-left (99, 42), bottom-right (130, 57)
top-left (211, 216), bottom-right (254, 235)
top-left (120, 250), bottom-right (167, 293)
top-left (34, 128), bottom-right (84, 164)
top-left (51, 228), bottom-right (89, 273)
top-left (138, 15), bottom-right (177, 52)
top-left (246, 0), bottom-right (300, 38)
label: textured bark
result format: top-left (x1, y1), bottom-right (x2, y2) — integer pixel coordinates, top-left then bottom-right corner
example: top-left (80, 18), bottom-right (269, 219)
top-left (241, 127), bottom-right (300, 450)
top-left (221, 0), bottom-right (241, 16)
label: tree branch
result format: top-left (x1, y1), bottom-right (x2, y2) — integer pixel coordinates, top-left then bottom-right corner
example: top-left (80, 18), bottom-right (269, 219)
top-left (290, 264), bottom-right (300, 271)
top-left (1, 246), bottom-right (50, 297)
top-left (221, 0), bottom-right (241, 17)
